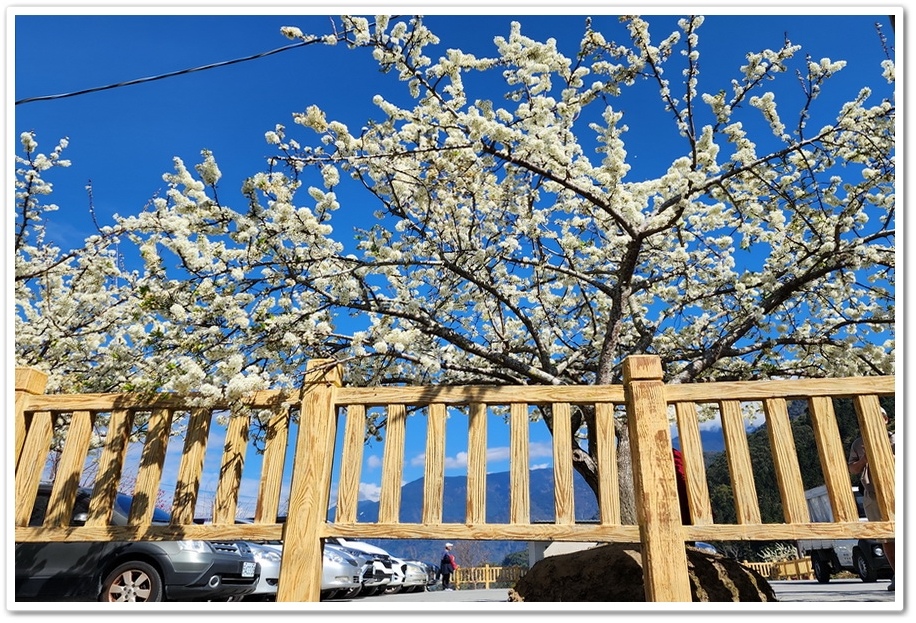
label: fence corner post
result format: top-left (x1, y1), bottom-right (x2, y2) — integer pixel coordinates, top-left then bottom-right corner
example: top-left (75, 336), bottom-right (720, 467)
top-left (622, 355), bottom-right (692, 602)
top-left (277, 358), bottom-right (342, 602)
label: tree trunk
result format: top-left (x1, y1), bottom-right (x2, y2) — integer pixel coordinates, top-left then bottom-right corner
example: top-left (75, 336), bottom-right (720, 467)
top-left (615, 419), bottom-right (637, 524)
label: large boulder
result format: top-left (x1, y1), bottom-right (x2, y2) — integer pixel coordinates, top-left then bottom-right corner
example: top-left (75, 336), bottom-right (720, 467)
top-left (508, 543), bottom-right (777, 602)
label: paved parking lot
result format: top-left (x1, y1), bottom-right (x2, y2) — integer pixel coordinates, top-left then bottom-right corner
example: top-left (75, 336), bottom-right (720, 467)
top-left (336, 578), bottom-right (897, 604)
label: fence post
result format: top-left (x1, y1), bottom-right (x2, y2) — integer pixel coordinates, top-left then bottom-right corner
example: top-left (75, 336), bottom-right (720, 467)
top-left (623, 355), bottom-right (692, 602)
top-left (15, 367), bottom-right (48, 471)
top-left (276, 358), bottom-right (342, 602)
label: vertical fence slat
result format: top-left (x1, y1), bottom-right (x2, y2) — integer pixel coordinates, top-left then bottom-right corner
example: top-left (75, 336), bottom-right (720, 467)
top-left (763, 398), bottom-right (808, 523)
top-left (254, 407), bottom-right (291, 524)
top-left (15, 411), bottom-right (54, 526)
top-left (213, 411), bottom-right (251, 524)
top-left (130, 407), bottom-right (173, 525)
top-left (719, 400), bottom-right (761, 525)
top-left (277, 359), bottom-right (341, 602)
top-left (551, 402), bottom-right (574, 524)
top-left (467, 402), bottom-right (488, 524)
top-left (624, 355), bottom-right (692, 602)
top-left (509, 403), bottom-right (530, 524)
top-left (171, 407), bottom-right (213, 524)
top-left (854, 395), bottom-right (895, 521)
top-left (423, 403), bottom-right (446, 524)
top-left (808, 397), bottom-right (858, 523)
top-left (337, 404), bottom-right (366, 524)
top-left (88, 408), bottom-right (134, 526)
top-left (46, 410), bottom-right (95, 527)
top-left (596, 402), bottom-right (619, 525)
top-left (674, 401), bottom-right (713, 525)
top-left (15, 368), bottom-right (48, 471)
top-left (379, 404), bottom-right (406, 524)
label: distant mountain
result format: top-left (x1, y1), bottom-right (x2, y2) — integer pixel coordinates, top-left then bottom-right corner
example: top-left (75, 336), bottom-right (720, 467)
top-left (334, 467), bottom-right (598, 565)
top-left (671, 427), bottom-right (727, 454)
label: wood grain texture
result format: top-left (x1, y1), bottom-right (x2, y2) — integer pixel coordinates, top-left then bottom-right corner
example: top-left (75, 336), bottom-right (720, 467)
top-left (467, 402), bottom-right (488, 525)
top-left (551, 402), bottom-right (574, 524)
top-left (336, 404), bottom-right (366, 524)
top-left (720, 400), bottom-right (761, 525)
top-left (277, 359), bottom-right (341, 602)
top-left (46, 410), bottom-right (95, 527)
top-left (509, 403), bottom-right (530, 524)
top-left (379, 404), bottom-right (406, 524)
top-left (809, 396), bottom-right (859, 523)
top-left (623, 356), bottom-right (692, 601)
top-left (213, 411), bottom-right (250, 524)
top-left (130, 407), bottom-right (173, 526)
top-left (254, 408), bottom-right (291, 524)
top-left (854, 395), bottom-right (895, 521)
top-left (763, 398), bottom-right (808, 523)
top-left (595, 402), bottom-right (620, 525)
top-left (171, 407), bottom-right (213, 525)
top-left (674, 401), bottom-right (713, 525)
top-left (422, 403), bottom-right (446, 524)
top-left (87, 408), bottom-right (134, 527)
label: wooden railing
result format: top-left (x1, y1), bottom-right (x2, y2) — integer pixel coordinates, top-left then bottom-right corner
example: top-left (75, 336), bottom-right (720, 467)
top-left (14, 355), bottom-right (895, 602)
top-left (454, 564), bottom-right (526, 590)
top-left (739, 559), bottom-right (814, 581)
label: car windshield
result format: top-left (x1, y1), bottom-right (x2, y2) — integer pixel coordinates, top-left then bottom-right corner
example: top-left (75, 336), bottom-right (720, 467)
top-left (113, 492), bottom-right (172, 523)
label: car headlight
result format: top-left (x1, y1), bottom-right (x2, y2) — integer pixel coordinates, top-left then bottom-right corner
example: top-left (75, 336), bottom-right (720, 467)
top-left (325, 549), bottom-right (347, 564)
top-left (178, 540), bottom-right (212, 553)
top-left (253, 548), bottom-right (282, 564)
top-left (873, 545), bottom-right (885, 557)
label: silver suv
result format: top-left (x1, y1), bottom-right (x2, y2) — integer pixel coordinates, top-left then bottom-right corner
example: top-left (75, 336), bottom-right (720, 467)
top-left (15, 484), bottom-right (260, 602)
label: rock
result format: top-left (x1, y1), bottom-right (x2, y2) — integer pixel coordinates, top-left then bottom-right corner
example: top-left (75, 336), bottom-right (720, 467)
top-left (508, 543), bottom-right (777, 602)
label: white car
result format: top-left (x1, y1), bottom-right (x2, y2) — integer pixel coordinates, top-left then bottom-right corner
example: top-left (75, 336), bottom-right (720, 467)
top-left (326, 537), bottom-right (396, 597)
top-left (242, 540), bottom-right (363, 600)
top-left (322, 542), bottom-right (366, 599)
top-left (388, 558), bottom-right (429, 594)
top-left (245, 541), bottom-right (283, 600)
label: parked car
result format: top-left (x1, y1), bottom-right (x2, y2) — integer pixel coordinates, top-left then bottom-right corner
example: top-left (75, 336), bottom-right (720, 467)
top-left (321, 542), bottom-right (365, 599)
top-left (243, 541), bottom-right (283, 600)
top-left (325, 537), bottom-right (395, 597)
top-left (242, 540), bottom-right (363, 601)
top-left (388, 558), bottom-right (430, 593)
top-left (15, 483), bottom-right (260, 602)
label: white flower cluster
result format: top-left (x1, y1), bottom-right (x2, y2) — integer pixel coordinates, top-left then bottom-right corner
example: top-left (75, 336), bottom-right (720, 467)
top-left (14, 15), bottom-right (895, 442)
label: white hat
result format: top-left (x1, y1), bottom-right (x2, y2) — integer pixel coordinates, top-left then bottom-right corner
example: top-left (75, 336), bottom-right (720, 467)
top-left (445, 542), bottom-right (453, 547)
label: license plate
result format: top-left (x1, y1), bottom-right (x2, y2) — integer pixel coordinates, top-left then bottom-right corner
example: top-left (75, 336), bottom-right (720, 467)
top-left (242, 562), bottom-right (256, 577)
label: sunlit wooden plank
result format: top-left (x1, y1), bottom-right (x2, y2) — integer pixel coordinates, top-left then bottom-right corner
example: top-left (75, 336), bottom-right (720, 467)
top-left (509, 403), bottom-right (530, 525)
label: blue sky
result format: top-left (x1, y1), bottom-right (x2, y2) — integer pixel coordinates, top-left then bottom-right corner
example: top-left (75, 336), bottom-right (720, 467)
top-left (10, 4), bottom-right (901, 510)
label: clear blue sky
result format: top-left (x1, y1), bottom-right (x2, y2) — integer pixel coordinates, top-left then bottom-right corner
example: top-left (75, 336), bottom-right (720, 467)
top-left (10, 5), bottom-right (901, 507)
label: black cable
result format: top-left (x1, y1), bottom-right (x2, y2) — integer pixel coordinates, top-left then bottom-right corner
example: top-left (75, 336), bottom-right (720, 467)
top-left (15, 38), bottom-right (320, 106)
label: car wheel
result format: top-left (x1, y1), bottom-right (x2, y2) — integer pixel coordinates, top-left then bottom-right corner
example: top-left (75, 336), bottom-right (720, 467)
top-left (99, 560), bottom-right (164, 602)
top-left (854, 550), bottom-right (878, 583)
top-left (811, 555), bottom-right (831, 584)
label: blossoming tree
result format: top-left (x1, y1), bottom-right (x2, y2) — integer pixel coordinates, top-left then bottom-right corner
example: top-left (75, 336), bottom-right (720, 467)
top-left (15, 15), bottom-right (895, 520)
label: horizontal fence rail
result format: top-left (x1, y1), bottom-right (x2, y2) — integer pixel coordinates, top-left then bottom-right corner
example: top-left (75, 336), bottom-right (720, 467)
top-left (14, 356), bottom-right (895, 602)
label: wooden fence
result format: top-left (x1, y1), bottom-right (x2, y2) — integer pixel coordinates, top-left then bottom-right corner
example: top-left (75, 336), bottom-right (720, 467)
top-left (14, 355), bottom-right (895, 602)
top-left (454, 564), bottom-right (526, 590)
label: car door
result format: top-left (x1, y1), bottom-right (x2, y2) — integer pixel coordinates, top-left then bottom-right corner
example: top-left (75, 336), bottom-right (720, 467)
top-left (15, 488), bottom-right (120, 600)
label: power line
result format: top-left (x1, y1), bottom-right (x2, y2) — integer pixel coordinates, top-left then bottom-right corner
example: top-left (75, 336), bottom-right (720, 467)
top-left (16, 38), bottom-right (320, 106)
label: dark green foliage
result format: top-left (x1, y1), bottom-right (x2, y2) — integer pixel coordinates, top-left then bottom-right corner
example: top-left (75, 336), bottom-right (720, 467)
top-left (501, 550), bottom-right (530, 568)
top-left (703, 397), bottom-right (893, 560)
